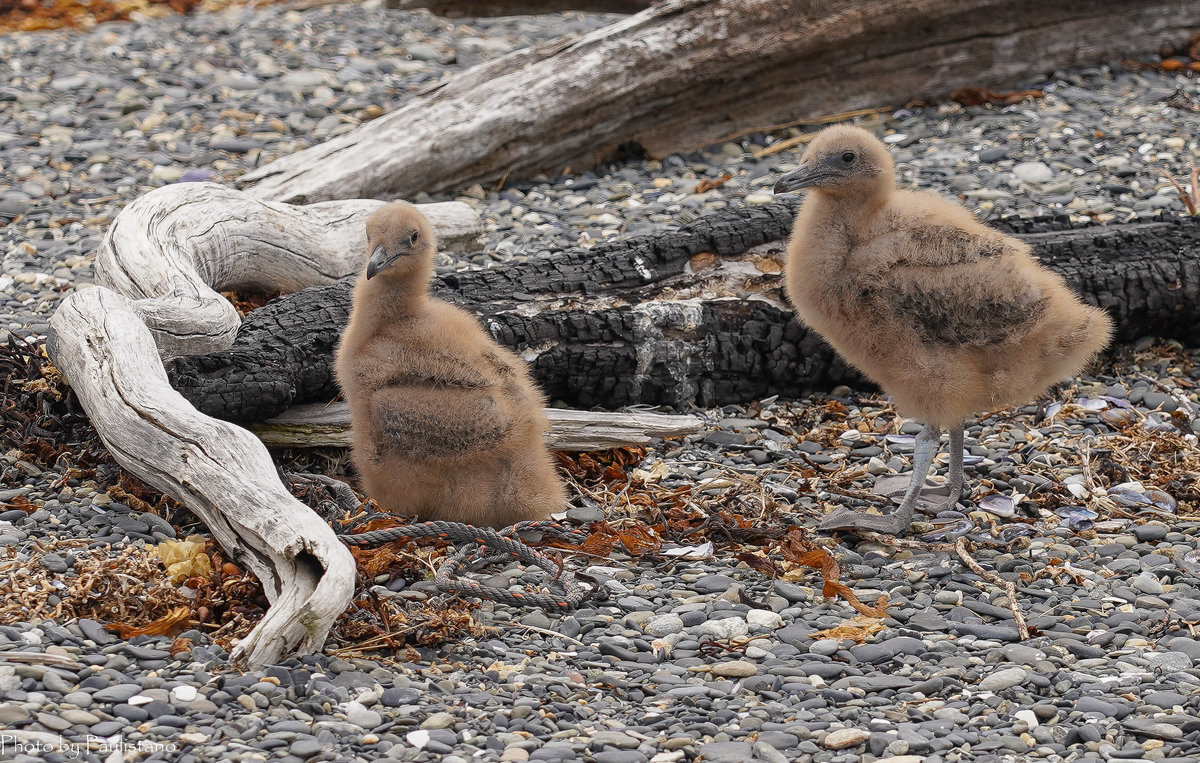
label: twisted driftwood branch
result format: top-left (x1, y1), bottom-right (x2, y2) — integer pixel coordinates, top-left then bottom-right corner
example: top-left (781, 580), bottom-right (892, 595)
top-left (46, 288), bottom-right (356, 669)
top-left (94, 182), bottom-right (480, 358)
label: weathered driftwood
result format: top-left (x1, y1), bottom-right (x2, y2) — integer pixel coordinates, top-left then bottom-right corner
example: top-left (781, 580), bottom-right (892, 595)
top-left (252, 402), bottom-right (702, 450)
top-left (93, 182), bottom-right (480, 358)
top-left (168, 209), bottom-right (1200, 420)
top-left (238, 0), bottom-right (1200, 203)
top-left (46, 287), bottom-right (356, 669)
top-left (386, 0), bottom-right (653, 13)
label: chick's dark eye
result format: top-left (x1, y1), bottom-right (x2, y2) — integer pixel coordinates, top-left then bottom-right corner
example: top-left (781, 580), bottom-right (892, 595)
top-left (408, 230), bottom-right (419, 245)
top-left (841, 151), bottom-right (856, 164)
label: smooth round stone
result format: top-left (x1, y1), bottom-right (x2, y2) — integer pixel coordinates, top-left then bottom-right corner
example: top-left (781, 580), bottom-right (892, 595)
top-left (90, 720), bottom-right (126, 736)
top-left (1145, 651), bottom-right (1191, 672)
top-left (746, 609), bottom-right (783, 630)
top-left (59, 709), bottom-right (100, 725)
top-left (694, 617), bottom-right (748, 640)
top-left (1075, 696), bottom-right (1118, 716)
top-left (343, 701), bottom-right (382, 729)
top-left (773, 581), bottom-right (808, 603)
top-left (711, 660), bottom-right (757, 678)
top-left (290, 738), bottom-right (323, 757)
top-left (1134, 524), bottom-right (1169, 543)
top-left (39, 552), bottom-right (69, 573)
top-left (696, 742), bottom-right (752, 762)
top-left (644, 614), bottom-right (684, 638)
top-left (978, 667), bottom-right (1027, 692)
top-left (823, 728), bottom-right (871, 750)
top-left (1129, 572), bottom-right (1165, 594)
top-left (380, 687), bottom-right (421, 707)
top-left (91, 684), bottom-right (143, 703)
top-left (422, 712), bottom-right (456, 729)
top-left (62, 691), bottom-right (93, 707)
top-left (810, 639), bottom-right (839, 657)
top-left (1013, 162), bottom-right (1054, 183)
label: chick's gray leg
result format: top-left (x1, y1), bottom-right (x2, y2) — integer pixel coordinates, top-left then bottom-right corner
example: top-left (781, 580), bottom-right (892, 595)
top-left (943, 422), bottom-right (965, 506)
top-left (817, 422), bottom-right (941, 535)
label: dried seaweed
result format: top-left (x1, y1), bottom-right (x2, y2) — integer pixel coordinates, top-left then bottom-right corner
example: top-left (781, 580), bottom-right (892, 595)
top-left (809, 615), bottom-right (887, 644)
top-left (776, 528), bottom-right (890, 617)
top-left (0, 333), bottom-right (105, 471)
top-left (694, 172), bottom-right (733, 194)
top-left (0, 539), bottom-right (190, 627)
top-left (0, 0), bottom-right (288, 34)
top-left (950, 87), bottom-right (1044, 107)
top-left (328, 593), bottom-right (486, 657)
top-left (107, 606), bottom-right (191, 639)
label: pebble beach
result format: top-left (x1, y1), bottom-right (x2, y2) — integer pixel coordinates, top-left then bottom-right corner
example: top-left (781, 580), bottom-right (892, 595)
top-left (3, 3), bottom-right (1200, 763)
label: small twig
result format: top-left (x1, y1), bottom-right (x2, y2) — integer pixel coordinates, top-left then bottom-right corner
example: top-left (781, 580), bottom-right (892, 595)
top-left (853, 530), bottom-right (954, 551)
top-left (329, 629), bottom-right (417, 655)
top-left (1133, 372), bottom-right (1199, 418)
top-left (954, 537), bottom-right (1030, 640)
top-left (795, 451), bottom-right (841, 473)
top-left (0, 651), bottom-right (84, 669)
top-left (493, 168), bottom-right (511, 193)
top-left (1159, 168), bottom-right (1200, 215)
top-left (753, 131), bottom-right (819, 158)
top-left (494, 620), bottom-right (585, 646)
top-left (820, 484), bottom-right (894, 508)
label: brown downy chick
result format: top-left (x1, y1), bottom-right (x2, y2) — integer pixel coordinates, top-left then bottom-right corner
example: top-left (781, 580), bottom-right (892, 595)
top-left (775, 125), bottom-right (1112, 534)
top-left (334, 202), bottom-right (566, 528)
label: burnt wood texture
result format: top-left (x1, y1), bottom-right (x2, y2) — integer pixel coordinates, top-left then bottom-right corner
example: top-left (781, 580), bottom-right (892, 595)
top-left (166, 208), bottom-right (1200, 422)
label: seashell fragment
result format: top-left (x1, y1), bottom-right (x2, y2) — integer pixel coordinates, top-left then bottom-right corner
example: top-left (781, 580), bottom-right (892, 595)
top-left (978, 494), bottom-right (1016, 518)
top-left (1108, 483), bottom-right (1176, 514)
top-left (918, 512), bottom-right (974, 542)
top-left (995, 524), bottom-right (1035, 543)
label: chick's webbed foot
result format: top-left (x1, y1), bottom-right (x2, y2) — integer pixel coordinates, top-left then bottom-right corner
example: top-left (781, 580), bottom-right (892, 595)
top-left (817, 504), bottom-right (915, 535)
top-left (817, 422), bottom-right (953, 535)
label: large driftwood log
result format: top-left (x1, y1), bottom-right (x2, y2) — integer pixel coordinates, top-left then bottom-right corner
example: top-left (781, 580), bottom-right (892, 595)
top-left (46, 288), bottom-right (356, 669)
top-left (387, 0), bottom-right (654, 13)
top-left (94, 182), bottom-right (480, 358)
top-left (253, 403), bottom-right (702, 450)
top-left (239, 0), bottom-right (1200, 203)
top-left (168, 208), bottom-right (1200, 421)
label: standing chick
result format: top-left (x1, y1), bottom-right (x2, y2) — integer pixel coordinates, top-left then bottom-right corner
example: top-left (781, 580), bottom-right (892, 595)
top-left (334, 202), bottom-right (566, 528)
top-left (775, 125), bottom-right (1112, 534)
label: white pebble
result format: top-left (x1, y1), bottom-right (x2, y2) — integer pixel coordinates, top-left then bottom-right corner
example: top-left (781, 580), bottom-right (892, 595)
top-left (170, 685), bottom-right (197, 702)
top-left (746, 609), bottom-right (783, 630)
top-left (694, 616), bottom-right (748, 641)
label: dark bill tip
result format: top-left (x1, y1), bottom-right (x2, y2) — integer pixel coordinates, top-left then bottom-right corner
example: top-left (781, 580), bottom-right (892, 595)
top-left (773, 163), bottom-right (820, 194)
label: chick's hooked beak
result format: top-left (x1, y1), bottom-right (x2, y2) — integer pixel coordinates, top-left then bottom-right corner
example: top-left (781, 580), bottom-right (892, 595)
top-left (365, 242), bottom-right (409, 280)
top-left (773, 163), bottom-right (822, 195)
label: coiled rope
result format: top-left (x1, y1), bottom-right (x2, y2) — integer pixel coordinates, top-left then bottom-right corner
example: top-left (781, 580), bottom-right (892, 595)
top-left (286, 472), bottom-right (593, 610)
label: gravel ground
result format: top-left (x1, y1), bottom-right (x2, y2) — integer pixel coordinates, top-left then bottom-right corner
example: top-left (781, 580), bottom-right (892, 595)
top-left (3, 3), bottom-right (1200, 763)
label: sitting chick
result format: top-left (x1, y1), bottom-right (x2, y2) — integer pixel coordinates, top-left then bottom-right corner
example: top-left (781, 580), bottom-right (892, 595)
top-left (334, 202), bottom-right (566, 528)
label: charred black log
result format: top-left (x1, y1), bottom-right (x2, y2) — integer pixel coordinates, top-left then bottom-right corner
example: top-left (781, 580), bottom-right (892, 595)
top-left (167, 209), bottom-right (1200, 422)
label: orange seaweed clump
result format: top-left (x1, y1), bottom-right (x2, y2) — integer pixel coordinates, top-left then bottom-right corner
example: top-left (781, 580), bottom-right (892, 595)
top-left (0, 0), bottom-right (284, 34)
